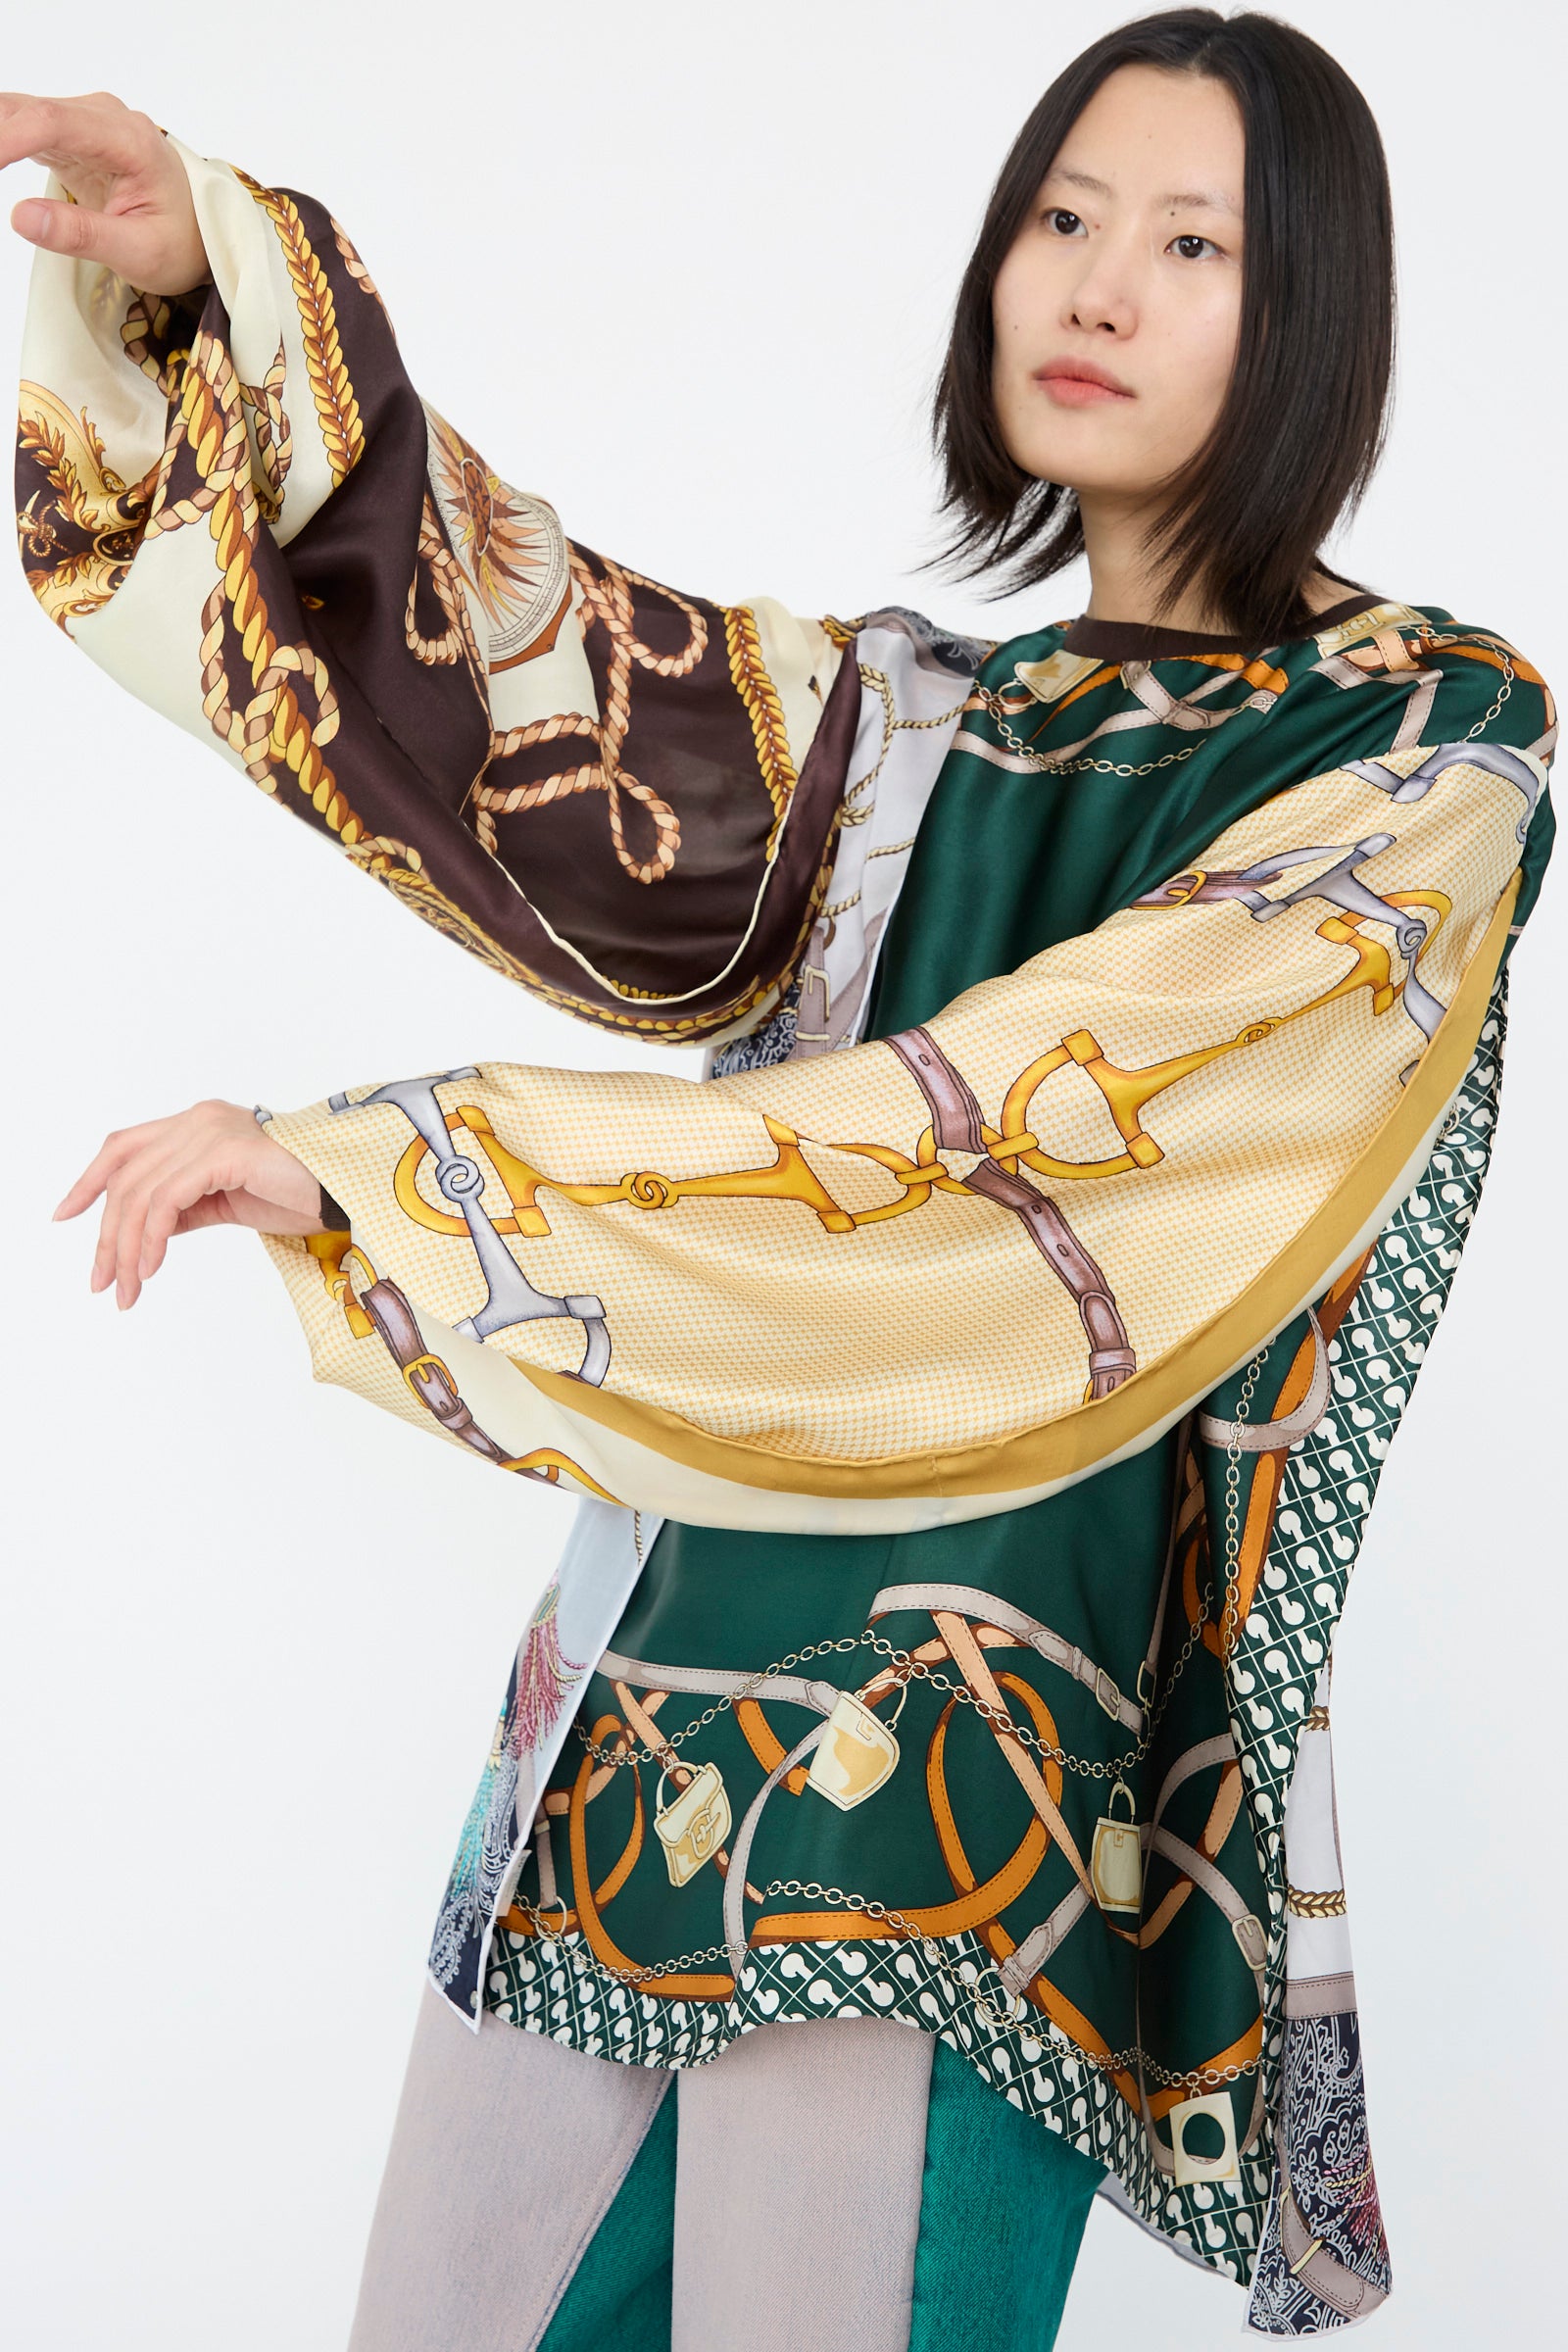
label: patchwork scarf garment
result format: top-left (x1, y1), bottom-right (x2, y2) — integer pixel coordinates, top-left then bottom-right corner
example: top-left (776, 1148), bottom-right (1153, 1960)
top-left (17, 134), bottom-right (1556, 2337)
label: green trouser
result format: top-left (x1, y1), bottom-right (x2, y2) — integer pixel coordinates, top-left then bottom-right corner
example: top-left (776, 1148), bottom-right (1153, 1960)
top-left (542, 2032), bottom-right (1102, 2352)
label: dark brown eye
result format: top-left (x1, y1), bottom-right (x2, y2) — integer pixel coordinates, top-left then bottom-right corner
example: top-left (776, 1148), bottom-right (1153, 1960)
top-left (1046, 208), bottom-right (1086, 236)
top-left (1171, 233), bottom-right (1217, 261)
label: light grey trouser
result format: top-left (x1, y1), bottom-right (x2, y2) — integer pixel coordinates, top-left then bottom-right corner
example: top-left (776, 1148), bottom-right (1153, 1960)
top-left (348, 1980), bottom-right (936, 2352)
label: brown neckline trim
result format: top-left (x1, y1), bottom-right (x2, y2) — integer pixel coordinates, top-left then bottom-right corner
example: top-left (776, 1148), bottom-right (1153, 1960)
top-left (1059, 589), bottom-right (1383, 662)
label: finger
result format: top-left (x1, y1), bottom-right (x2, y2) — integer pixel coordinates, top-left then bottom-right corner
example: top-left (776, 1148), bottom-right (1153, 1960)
top-left (90, 1182), bottom-right (125, 1297)
top-left (56, 1136), bottom-right (131, 1224)
top-left (1, 94), bottom-right (191, 292)
top-left (137, 1172), bottom-right (233, 1281)
top-left (0, 91), bottom-right (149, 182)
top-left (9, 191), bottom-right (180, 293)
top-left (56, 1114), bottom-right (184, 1221)
top-left (121, 1152), bottom-right (226, 1304)
top-left (112, 1182), bottom-right (154, 1308)
top-left (92, 1145), bottom-right (179, 1295)
top-left (9, 193), bottom-right (100, 253)
top-left (53, 1159), bottom-right (106, 1223)
top-left (86, 1129), bottom-right (190, 1296)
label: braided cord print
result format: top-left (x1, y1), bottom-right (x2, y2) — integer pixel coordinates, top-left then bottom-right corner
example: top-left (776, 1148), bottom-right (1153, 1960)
top-left (474, 548), bottom-right (708, 881)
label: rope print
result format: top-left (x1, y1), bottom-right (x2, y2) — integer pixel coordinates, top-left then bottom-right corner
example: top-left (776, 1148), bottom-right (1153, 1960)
top-left (16, 155), bottom-right (856, 1046)
top-left (474, 550), bottom-right (706, 881)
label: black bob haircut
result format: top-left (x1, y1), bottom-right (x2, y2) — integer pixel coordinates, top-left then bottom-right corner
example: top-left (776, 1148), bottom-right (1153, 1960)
top-left (933, 8), bottom-right (1396, 645)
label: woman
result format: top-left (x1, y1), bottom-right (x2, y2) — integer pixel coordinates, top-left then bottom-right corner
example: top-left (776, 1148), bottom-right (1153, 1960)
top-left (7, 9), bottom-right (1554, 2346)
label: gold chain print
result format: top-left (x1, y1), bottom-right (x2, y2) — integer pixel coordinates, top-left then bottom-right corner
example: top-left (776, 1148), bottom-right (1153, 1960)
top-left (501, 1555), bottom-right (1268, 2132)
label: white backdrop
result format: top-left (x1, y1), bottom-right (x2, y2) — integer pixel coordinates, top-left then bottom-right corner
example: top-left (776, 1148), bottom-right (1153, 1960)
top-left (2, 5), bottom-right (1562, 2344)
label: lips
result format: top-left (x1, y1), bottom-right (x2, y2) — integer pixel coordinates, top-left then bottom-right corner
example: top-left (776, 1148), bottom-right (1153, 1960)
top-left (1034, 360), bottom-right (1135, 406)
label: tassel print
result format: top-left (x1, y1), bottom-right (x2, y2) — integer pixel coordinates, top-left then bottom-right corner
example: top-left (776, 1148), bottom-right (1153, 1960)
top-left (509, 1578), bottom-right (586, 1754)
top-left (1332, 2151), bottom-right (1387, 2259)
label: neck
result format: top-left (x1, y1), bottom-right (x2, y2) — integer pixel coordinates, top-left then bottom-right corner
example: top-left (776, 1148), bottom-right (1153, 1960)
top-left (1076, 488), bottom-right (1340, 634)
top-left (1077, 489), bottom-right (1224, 632)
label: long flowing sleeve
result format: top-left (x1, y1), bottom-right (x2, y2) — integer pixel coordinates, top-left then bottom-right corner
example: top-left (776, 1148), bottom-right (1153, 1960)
top-left (253, 685), bottom-right (1551, 1535)
top-left (14, 134), bottom-right (856, 1041)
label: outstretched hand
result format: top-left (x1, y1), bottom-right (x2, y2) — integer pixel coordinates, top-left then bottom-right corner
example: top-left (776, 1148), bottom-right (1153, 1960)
top-left (2, 88), bottom-right (209, 296)
top-left (55, 1101), bottom-right (330, 1311)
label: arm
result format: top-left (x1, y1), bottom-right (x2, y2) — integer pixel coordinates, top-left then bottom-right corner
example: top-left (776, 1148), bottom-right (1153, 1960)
top-left (59, 633), bottom-right (1552, 1488)
top-left (229, 697), bottom-right (1552, 1534)
top-left (10, 94), bottom-right (854, 1044)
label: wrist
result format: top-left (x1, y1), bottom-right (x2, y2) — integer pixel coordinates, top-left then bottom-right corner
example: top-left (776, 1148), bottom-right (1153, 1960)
top-left (318, 1182), bottom-right (351, 1233)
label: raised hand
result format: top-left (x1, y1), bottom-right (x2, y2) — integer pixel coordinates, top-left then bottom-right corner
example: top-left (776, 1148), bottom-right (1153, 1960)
top-left (55, 1101), bottom-right (331, 1311)
top-left (2, 88), bottom-right (209, 296)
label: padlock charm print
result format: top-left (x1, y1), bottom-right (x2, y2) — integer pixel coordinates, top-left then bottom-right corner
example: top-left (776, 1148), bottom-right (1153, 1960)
top-left (1091, 1778), bottom-right (1144, 1915)
top-left (805, 1691), bottom-right (902, 1811)
top-left (652, 1758), bottom-right (732, 1886)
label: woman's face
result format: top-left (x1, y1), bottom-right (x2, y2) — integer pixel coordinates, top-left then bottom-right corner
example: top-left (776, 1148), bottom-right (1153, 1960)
top-left (991, 63), bottom-right (1246, 507)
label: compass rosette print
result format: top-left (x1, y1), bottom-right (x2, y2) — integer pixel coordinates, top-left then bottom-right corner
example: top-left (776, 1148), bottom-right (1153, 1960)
top-left (422, 402), bottom-right (571, 670)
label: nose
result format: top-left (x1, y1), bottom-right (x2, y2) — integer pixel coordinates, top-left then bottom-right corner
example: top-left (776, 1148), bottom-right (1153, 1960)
top-left (1061, 243), bottom-right (1137, 338)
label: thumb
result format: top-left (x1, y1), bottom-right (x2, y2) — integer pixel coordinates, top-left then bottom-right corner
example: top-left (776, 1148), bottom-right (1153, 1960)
top-left (10, 193), bottom-right (95, 254)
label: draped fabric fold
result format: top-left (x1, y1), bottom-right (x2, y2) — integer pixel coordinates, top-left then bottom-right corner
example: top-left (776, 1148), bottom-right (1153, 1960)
top-left (15, 135), bottom-right (851, 1041)
top-left (252, 732), bottom-right (1539, 1532)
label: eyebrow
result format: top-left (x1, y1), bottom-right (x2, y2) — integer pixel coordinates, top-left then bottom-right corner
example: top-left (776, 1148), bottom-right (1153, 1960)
top-left (1047, 166), bottom-right (1242, 217)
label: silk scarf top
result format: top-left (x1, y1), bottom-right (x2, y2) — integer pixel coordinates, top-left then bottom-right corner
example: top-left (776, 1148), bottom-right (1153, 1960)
top-left (14, 134), bottom-right (1556, 2336)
